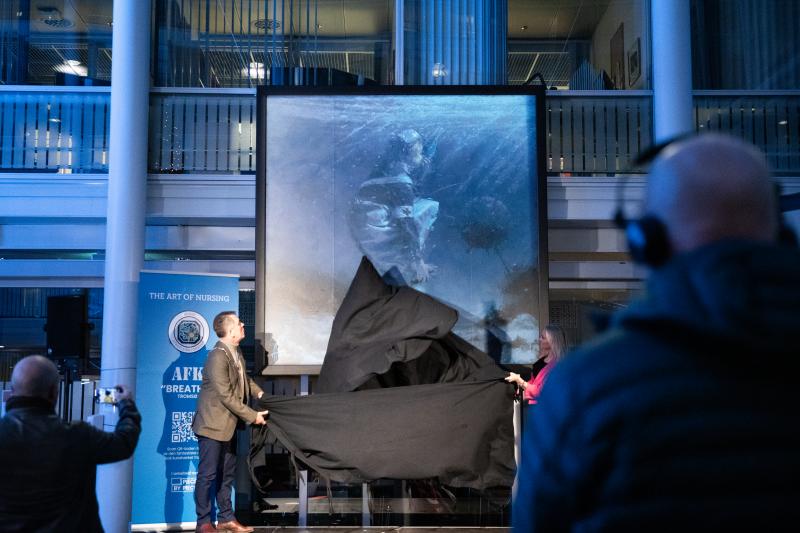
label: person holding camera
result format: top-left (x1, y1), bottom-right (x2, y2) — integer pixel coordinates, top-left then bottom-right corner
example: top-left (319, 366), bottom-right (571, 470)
top-left (0, 355), bottom-right (141, 532)
top-left (192, 311), bottom-right (268, 533)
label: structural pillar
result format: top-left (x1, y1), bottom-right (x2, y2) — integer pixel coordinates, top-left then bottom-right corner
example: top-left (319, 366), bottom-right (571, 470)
top-left (651, 0), bottom-right (693, 142)
top-left (402, 0), bottom-right (507, 85)
top-left (96, 1), bottom-right (152, 532)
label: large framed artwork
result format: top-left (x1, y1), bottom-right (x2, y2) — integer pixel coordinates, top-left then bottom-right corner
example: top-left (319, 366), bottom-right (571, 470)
top-left (255, 85), bottom-right (548, 371)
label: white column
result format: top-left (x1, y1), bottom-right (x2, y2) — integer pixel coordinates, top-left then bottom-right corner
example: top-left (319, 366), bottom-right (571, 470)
top-left (97, 1), bottom-right (152, 532)
top-left (652, 0), bottom-right (693, 142)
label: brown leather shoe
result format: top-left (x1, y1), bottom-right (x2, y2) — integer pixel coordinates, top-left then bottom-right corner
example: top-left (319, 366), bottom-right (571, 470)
top-left (195, 523), bottom-right (217, 533)
top-left (216, 519), bottom-right (254, 533)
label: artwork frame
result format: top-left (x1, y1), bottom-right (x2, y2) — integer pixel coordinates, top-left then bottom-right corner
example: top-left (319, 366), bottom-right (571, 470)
top-left (254, 85), bottom-right (550, 371)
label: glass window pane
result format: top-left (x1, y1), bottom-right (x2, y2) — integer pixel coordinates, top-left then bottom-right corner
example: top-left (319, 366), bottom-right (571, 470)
top-left (0, 0), bottom-right (113, 86)
top-left (152, 0), bottom-right (393, 88)
top-left (691, 0), bottom-right (800, 90)
top-left (508, 0), bottom-right (650, 89)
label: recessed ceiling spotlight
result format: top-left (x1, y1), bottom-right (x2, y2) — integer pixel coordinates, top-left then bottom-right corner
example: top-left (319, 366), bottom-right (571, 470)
top-left (37, 6), bottom-right (74, 29)
top-left (521, 25), bottom-right (528, 30)
top-left (253, 18), bottom-right (281, 31)
top-left (41, 17), bottom-right (74, 28)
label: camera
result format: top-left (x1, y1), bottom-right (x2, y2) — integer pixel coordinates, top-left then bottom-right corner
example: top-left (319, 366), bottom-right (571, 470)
top-left (95, 387), bottom-right (121, 405)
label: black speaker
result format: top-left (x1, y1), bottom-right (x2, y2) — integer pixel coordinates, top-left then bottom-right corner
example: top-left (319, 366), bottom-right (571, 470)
top-left (45, 295), bottom-right (89, 360)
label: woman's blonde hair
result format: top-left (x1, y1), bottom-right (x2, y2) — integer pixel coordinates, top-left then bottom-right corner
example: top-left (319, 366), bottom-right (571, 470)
top-left (543, 324), bottom-right (568, 363)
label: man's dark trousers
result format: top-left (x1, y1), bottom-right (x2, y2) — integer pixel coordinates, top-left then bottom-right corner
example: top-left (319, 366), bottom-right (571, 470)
top-left (195, 434), bottom-right (237, 525)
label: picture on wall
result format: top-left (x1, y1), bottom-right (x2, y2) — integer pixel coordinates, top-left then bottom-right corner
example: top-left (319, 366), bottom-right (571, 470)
top-left (610, 23), bottom-right (626, 89)
top-left (628, 37), bottom-right (641, 86)
top-left (256, 87), bottom-right (547, 367)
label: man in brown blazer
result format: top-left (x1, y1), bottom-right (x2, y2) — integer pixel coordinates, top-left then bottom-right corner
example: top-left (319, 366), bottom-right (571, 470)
top-left (192, 311), bottom-right (267, 533)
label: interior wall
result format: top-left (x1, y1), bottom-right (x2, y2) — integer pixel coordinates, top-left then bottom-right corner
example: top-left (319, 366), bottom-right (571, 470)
top-left (591, 0), bottom-right (649, 89)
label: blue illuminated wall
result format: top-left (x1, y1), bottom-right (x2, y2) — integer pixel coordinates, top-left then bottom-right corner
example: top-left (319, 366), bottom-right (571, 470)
top-left (403, 0), bottom-right (508, 85)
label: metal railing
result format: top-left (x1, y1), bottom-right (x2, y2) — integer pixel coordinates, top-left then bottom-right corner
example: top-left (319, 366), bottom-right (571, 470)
top-left (546, 91), bottom-right (653, 174)
top-left (147, 88), bottom-right (656, 176)
top-left (148, 88), bottom-right (257, 174)
top-left (3, 87), bottom-right (799, 176)
top-left (694, 91), bottom-right (800, 175)
top-left (0, 87), bottom-right (110, 173)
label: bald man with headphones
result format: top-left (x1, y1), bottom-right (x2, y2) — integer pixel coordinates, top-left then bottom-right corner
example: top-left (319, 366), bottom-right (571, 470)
top-left (513, 134), bottom-right (800, 532)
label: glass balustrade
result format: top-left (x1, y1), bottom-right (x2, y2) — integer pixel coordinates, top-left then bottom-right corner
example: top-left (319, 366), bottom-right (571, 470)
top-left (3, 90), bottom-right (800, 176)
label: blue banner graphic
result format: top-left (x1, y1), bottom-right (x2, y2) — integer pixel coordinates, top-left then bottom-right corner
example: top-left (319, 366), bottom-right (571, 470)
top-left (132, 271), bottom-right (239, 527)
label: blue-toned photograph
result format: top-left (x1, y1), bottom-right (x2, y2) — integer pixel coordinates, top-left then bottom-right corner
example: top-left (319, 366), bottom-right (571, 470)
top-left (263, 92), bottom-right (545, 365)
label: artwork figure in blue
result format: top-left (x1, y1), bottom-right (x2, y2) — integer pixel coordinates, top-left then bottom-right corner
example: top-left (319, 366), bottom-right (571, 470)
top-left (348, 128), bottom-right (440, 285)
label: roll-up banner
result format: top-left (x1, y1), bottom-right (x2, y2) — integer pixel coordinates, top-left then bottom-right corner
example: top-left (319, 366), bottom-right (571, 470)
top-left (131, 271), bottom-right (239, 529)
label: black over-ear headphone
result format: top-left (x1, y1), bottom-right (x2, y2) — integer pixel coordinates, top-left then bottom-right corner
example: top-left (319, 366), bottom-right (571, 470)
top-left (616, 134), bottom-right (799, 267)
top-left (613, 209), bottom-right (671, 267)
top-left (613, 136), bottom-right (691, 268)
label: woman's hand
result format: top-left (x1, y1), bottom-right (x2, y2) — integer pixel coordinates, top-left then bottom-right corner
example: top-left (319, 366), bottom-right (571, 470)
top-left (505, 372), bottom-right (526, 388)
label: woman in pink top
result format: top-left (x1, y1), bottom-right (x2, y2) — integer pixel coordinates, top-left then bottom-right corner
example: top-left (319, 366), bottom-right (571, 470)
top-left (505, 324), bottom-right (568, 404)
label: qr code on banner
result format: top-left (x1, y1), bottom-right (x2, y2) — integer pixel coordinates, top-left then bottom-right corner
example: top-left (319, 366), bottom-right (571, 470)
top-left (171, 412), bottom-right (196, 443)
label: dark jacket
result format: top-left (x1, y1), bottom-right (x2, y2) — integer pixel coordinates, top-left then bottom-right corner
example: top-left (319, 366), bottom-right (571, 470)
top-left (0, 396), bottom-right (141, 533)
top-left (513, 240), bottom-right (800, 532)
top-left (192, 341), bottom-right (263, 441)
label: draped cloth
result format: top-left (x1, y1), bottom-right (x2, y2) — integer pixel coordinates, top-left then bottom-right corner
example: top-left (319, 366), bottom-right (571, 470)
top-left (250, 257), bottom-right (516, 489)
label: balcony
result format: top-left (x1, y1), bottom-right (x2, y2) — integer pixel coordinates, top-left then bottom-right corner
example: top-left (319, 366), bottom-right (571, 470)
top-left (0, 87), bottom-right (110, 173)
top-left (2, 87), bottom-right (798, 177)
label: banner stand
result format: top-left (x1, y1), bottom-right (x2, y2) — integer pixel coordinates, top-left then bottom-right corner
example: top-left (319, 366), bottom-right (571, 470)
top-left (131, 271), bottom-right (239, 529)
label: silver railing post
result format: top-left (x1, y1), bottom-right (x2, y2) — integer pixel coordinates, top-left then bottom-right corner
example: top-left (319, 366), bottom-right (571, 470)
top-left (298, 374), bottom-right (309, 527)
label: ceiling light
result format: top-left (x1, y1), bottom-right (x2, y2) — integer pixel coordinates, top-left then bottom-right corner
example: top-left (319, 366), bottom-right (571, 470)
top-left (242, 62), bottom-right (267, 80)
top-left (41, 17), bottom-right (74, 28)
top-left (432, 62), bottom-right (448, 78)
top-left (54, 60), bottom-right (87, 76)
top-left (778, 120), bottom-right (788, 125)
top-left (253, 19), bottom-right (281, 31)
top-left (521, 25), bottom-right (528, 30)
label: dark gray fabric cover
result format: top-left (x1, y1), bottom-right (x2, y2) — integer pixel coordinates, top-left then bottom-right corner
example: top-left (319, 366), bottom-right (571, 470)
top-left (255, 379), bottom-right (514, 488)
top-left (318, 257), bottom-right (503, 393)
top-left (251, 257), bottom-right (515, 489)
